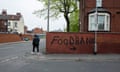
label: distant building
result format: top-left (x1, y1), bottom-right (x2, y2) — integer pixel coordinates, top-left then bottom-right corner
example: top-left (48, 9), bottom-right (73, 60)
top-left (80, 0), bottom-right (120, 32)
top-left (0, 10), bottom-right (24, 34)
top-left (24, 25), bottom-right (28, 34)
top-left (32, 27), bottom-right (45, 34)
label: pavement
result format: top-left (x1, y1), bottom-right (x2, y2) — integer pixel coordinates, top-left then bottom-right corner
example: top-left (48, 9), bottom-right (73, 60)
top-left (1, 41), bottom-right (120, 62)
top-left (0, 41), bottom-right (28, 45)
top-left (24, 53), bottom-right (120, 62)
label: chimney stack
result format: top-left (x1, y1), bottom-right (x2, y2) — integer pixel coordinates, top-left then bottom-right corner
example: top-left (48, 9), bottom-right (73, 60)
top-left (16, 12), bottom-right (21, 17)
top-left (2, 9), bottom-right (7, 16)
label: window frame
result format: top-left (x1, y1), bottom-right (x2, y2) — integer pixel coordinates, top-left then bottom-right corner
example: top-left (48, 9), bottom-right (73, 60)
top-left (88, 12), bottom-right (110, 31)
top-left (14, 22), bottom-right (18, 28)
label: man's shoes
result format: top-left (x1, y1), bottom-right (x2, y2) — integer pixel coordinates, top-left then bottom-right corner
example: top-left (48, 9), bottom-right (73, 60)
top-left (31, 52), bottom-right (35, 54)
top-left (31, 52), bottom-right (41, 55)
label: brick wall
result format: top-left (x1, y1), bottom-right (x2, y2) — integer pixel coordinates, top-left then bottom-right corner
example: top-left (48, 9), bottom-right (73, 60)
top-left (46, 32), bottom-right (120, 54)
top-left (0, 34), bottom-right (32, 43)
top-left (20, 34), bottom-right (33, 40)
top-left (0, 34), bottom-right (21, 43)
top-left (46, 32), bottom-right (94, 54)
top-left (97, 33), bottom-right (120, 53)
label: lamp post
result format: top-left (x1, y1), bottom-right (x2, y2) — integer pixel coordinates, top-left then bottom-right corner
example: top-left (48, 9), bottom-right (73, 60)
top-left (94, 7), bottom-right (98, 55)
top-left (47, 0), bottom-right (50, 32)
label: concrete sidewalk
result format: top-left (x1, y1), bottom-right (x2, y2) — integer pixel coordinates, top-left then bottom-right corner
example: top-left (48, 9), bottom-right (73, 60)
top-left (46, 54), bottom-right (120, 61)
top-left (1, 41), bottom-right (120, 62)
top-left (0, 41), bottom-right (30, 45)
top-left (25, 53), bottom-right (120, 62)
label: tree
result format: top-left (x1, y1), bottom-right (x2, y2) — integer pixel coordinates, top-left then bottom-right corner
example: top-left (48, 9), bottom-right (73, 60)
top-left (70, 9), bottom-right (79, 32)
top-left (34, 0), bottom-right (78, 32)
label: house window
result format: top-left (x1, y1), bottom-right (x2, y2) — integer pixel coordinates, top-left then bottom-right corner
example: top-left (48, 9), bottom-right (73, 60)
top-left (96, 0), bottom-right (102, 7)
top-left (88, 13), bottom-right (110, 31)
top-left (8, 22), bottom-right (11, 26)
top-left (14, 22), bottom-right (17, 27)
top-left (98, 15), bottom-right (105, 30)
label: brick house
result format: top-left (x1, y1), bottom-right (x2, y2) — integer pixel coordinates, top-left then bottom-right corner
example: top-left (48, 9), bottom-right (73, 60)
top-left (0, 10), bottom-right (24, 34)
top-left (32, 27), bottom-right (45, 34)
top-left (80, 0), bottom-right (120, 32)
top-left (46, 0), bottom-right (120, 54)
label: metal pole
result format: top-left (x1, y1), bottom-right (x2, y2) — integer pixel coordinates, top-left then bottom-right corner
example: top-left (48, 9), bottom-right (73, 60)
top-left (47, 0), bottom-right (50, 32)
top-left (94, 7), bottom-right (98, 55)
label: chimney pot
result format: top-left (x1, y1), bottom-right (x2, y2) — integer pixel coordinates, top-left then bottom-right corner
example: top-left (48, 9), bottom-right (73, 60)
top-left (2, 9), bottom-right (7, 16)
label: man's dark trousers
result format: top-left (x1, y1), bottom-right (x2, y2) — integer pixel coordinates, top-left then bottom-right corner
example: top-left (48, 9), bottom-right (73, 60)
top-left (33, 44), bottom-right (39, 52)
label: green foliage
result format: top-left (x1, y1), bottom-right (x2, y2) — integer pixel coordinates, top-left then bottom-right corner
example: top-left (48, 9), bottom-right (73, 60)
top-left (34, 0), bottom-right (79, 32)
top-left (34, 0), bottom-right (64, 19)
top-left (70, 10), bottom-right (79, 32)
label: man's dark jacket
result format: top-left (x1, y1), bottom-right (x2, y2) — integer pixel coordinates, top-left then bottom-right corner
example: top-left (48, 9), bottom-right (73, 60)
top-left (32, 36), bottom-right (40, 45)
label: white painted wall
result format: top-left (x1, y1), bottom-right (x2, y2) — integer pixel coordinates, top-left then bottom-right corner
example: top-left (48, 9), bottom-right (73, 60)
top-left (8, 17), bottom-right (24, 34)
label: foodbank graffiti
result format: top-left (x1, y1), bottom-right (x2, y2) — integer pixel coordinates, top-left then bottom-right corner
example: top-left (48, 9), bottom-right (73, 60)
top-left (51, 36), bottom-right (95, 45)
top-left (46, 33), bottom-right (95, 53)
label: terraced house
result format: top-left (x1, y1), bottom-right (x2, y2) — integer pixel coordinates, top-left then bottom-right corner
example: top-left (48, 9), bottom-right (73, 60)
top-left (0, 10), bottom-right (24, 34)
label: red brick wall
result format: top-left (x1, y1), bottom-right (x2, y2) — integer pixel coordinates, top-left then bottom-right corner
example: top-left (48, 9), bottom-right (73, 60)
top-left (86, 0), bottom-right (96, 8)
top-left (46, 32), bottom-right (120, 54)
top-left (0, 34), bottom-right (21, 43)
top-left (46, 32), bottom-right (94, 54)
top-left (0, 34), bottom-right (32, 43)
top-left (20, 34), bottom-right (33, 40)
top-left (103, 0), bottom-right (120, 32)
top-left (97, 33), bottom-right (120, 53)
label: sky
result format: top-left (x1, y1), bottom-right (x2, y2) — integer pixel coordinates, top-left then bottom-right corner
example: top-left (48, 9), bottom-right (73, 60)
top-left (0, 0), bottom-right (66, 31)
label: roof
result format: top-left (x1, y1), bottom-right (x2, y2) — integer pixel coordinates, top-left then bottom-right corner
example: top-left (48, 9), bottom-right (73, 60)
top-left (0, 15), bottom-right (20, 20)
top-left (89, 7), bottom-right (111, 14)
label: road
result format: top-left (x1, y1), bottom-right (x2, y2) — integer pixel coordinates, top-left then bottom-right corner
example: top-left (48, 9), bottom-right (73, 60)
top-left (0, 39), bottom-right (46, 63)
top-left (0, 39), bottom-right (120, 72)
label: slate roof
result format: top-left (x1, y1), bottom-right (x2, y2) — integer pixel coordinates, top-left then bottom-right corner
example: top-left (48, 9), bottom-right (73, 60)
top-left (88, 7), bottom-right (110, 14)
top-left (0, 15), bottom-right (20, 20)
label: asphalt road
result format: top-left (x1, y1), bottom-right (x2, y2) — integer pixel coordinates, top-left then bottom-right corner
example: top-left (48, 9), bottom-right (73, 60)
top-left (0, 39), bottom-right (46, 63)
top-left (0, 39), bottom-right (120, 72)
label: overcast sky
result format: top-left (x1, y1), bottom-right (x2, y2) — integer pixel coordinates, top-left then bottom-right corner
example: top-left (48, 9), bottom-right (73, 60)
top-left (0, 0), bottom-right (66, 31)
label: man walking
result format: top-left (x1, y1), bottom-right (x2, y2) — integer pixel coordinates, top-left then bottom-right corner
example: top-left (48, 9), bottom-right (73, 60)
top-left (32, 34), bottom-right (40, 54)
